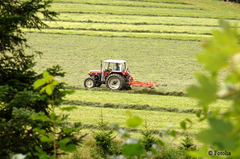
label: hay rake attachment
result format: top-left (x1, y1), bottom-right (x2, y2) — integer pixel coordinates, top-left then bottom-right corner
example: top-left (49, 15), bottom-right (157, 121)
top-left (128, 76), bottom-right (167, 89)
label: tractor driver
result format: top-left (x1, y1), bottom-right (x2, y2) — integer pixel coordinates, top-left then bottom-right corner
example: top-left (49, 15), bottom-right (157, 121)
top-left (115, 63), bottom-right (120, 71)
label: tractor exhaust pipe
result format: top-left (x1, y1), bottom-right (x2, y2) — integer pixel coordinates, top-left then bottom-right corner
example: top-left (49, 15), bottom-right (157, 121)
top-left (100, 60), bottom-right (104, 82)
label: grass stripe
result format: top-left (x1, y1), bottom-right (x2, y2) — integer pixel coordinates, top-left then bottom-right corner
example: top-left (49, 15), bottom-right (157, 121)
top-left (52, 1), bottom-right (202, 10)
top-left (62, 99), bottom-right (206, 114)
top-left (110, 0), bottom-right (193, 5)
top-left (56, 11), bottom-right (240, 20)
top-left (41, 26), bottom-right (213, 36)
top-left (53, 0), bottom-right (194, 5)
top-left (66, 86), bottom-right (188, 97)
top-left (24, 29), bottom-right (210, 41)
top-left (24, 30), bottom-right (206, 44)
top-left (44, 19), bottom-right (221, 28)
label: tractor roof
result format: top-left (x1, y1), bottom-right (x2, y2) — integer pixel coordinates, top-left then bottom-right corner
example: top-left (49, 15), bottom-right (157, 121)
top-left (103, 59), bottom-right (126, 63)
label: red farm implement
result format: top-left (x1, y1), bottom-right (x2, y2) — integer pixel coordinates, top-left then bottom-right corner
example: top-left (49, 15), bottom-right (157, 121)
top-left (84, 60), bottom-right (167, 90)
top-left (128, 76), bottom-right (167, 89)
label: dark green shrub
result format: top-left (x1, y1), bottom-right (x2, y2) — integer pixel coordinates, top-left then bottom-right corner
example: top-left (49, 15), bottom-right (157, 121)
top-left (92, 130), bottom-right (122, 158)
top-left (178, 133), bottom-right (197, 159)
top-left (141, 129), bottom-right (157, 152)
top-left (91, 109), bottom-right (118, 158)
top-left (140, 119), bottom-right (157, 152)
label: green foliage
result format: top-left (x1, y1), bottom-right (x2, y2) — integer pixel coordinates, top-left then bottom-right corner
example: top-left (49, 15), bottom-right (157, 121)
top-left (186, 20), bottom-right (240, 158)
top-left (126, 110), bottom-right (144, 128)
top-left (0, 5), bottom-right (59, 158)
top-left (31, 71), bottom-right (86, 158)
top-left (180, 118), bottom-right (192, 130)
top-left (0, 65), bottom-right (85, 158)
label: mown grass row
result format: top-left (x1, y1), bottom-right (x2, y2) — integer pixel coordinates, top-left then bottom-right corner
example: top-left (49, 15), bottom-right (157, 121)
top-left (44, 19), bottom-right (223, 28)
top-left (62, 99), bottom-right (206, 114)
top-left (24, 29), bottom-right (210, 41)
top-left (56, 11), bottom-right (240, 20)
top-left (53, 0), bottom-right (193, 5)
top-left (66, 86), bottom-right (188, 96)
top-left (42, 26), bottom-right (213, 36)
top-left (52, 1), bottom-right (202, 10)
top-left (120, 0), bottom-right (192, 4)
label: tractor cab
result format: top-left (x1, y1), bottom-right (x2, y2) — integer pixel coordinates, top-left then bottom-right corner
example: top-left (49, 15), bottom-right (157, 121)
top-left (103, 59), bottom-right (127, 74)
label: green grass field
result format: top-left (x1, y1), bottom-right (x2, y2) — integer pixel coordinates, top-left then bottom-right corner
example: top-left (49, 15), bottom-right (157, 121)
top-left (24, 0), bottom-right (240, 157)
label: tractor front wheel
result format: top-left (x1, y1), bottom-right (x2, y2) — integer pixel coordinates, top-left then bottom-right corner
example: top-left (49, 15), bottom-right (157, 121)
top-left (106, 74), bottom-right (125, 90)
top-left (84, 77), bottom-right (96, 88)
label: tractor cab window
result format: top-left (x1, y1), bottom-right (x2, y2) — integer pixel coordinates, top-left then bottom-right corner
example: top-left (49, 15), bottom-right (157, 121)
top-left (104, 62), bottom-right (111, 71)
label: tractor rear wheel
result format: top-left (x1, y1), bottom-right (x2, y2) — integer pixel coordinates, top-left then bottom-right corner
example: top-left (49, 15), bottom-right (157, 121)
top-left (106, 74), bottom-right (125, 90)
top-left (84, 77), bottom-right (96, 88)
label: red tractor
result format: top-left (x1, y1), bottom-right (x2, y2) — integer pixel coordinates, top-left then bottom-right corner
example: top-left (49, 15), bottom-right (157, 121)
top-left (84, 60), bottom-right (167, 90)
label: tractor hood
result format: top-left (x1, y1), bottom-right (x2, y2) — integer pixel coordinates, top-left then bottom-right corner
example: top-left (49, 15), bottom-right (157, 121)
top-left (89, 70), bottom-right (101, 75)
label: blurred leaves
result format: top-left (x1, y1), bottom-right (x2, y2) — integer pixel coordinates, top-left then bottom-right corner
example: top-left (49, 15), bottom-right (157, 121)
top-left (187, 20), bottom-right (240, 158)
top-left (197, 118), bottom-right (236, 150)
top-left (198, 19), bottom-right (240, 73)
top-left (34, 71), bottom-right (60, 95)
top-left (187, 73), bottom-right (217, 108)
top-left (125, 110), bottom-right (143, 128)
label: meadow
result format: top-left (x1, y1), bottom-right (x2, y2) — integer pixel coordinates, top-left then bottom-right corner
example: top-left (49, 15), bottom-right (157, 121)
top-left (25, 0), bottom-right (240, 157)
